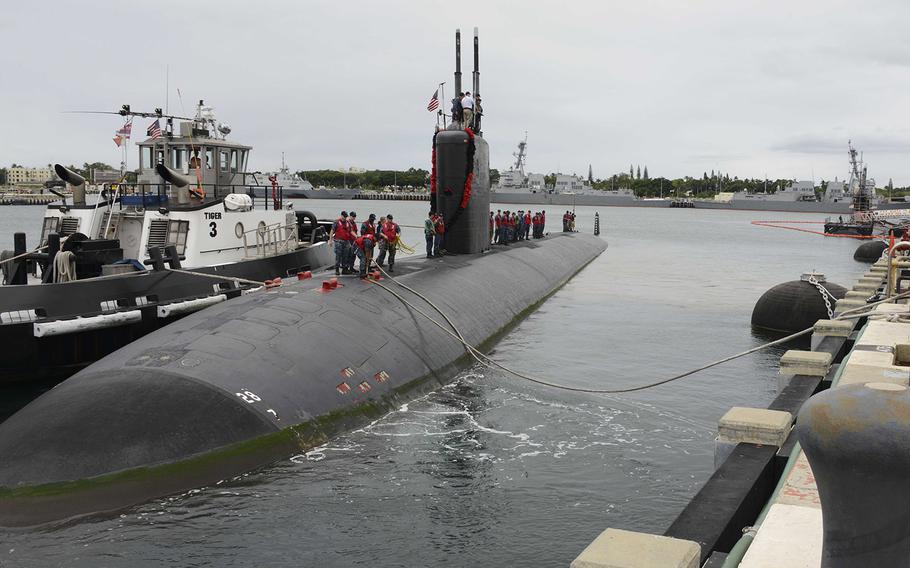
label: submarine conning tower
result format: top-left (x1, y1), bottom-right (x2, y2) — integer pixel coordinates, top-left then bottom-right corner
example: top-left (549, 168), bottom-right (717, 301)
top-left (434, 27), bottom-right (490, 255)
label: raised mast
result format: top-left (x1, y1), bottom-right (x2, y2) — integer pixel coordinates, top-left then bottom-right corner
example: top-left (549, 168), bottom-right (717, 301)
top-left (454, 29), bottom-right (462, 95)
top-left (473, 27), bottom-right (480, 96)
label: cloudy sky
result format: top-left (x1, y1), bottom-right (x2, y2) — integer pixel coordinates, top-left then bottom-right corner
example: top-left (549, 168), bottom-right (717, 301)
top-left (3, 0), bottom-right (909, 183)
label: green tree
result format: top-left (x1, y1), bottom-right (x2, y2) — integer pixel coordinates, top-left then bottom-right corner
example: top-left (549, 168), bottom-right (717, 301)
top-left (0, 168), bottom-right (6, 185)
top-left (643, 166), bottom-right (649, 180)
top-left (636, 166), bottom-right (641, 179)
top-left (490, 168), bottom-right (500, 186)
top-left (629, 165), bottom-right (633, 178)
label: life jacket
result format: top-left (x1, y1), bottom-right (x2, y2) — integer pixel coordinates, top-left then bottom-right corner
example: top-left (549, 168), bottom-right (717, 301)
top-left (434, 217), bottom-right (445, 234)
top-left (382, 221), bottom-right (399, 243)
top-left (361, 221), bottom-right (375, 236)
top-left (354, 235), bottom-right (374, 250)
top-left (346, 218), bottom-right (358, 238)
top-left (494, 214), bottom-right (501, 228)
top-left (333, 217), bottom-right (350, 241)
top-left (524, 213), bottom-right (531, 225)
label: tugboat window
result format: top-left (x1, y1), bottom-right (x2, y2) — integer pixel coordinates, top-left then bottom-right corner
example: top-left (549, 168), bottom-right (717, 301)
top-left (142, 147), bottom-right (153, 170)
top-left (172, 148), bottom-right (185, 169)
top-left (39, 217), bottom-right (60, 246)
top-left (167, 220), bottom-right (190, 255)
top-left (220, 150), bottom-right (229, 172)
top-left (230, 150), bottom-right (239, 173)
top-left (205, 147), bottom-right (214, 169)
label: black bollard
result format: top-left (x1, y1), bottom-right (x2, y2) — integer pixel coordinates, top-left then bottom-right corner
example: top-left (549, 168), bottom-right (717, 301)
top-left (797, 382), bottom-right (910, 567)
top-left (147, 246), bottom-right (166, 272)
top-left (164, 245), bottom-right (182, 269)
top-left (11, 233), bottom-right (27, 285)
top-left (594, 212), bottom-right (600, 236)
top-left (42, 233), bottom-right (61, 283)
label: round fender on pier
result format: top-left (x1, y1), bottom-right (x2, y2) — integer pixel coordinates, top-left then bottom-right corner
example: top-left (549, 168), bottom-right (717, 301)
top-left (797, 382), bottom-right (910, 567)
top-left (853, 240), bottom-right (887, 263)
top-left (751, 273), bottom-right (846, 333)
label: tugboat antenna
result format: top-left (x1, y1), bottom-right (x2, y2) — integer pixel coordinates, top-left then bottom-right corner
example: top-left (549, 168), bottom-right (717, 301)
top-left (63, 106), bottom-right (193, 122)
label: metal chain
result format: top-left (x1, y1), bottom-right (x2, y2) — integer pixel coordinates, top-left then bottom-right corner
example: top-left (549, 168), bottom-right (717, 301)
top-left (807, 274), bottom-right (834, 319)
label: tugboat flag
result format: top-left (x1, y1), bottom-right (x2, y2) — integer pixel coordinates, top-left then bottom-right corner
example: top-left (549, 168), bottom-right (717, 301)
top-left (118, 120), bottom-right (132, 139)
top-left (113, 120), bottom-right (132, 147)
top-left (147, 119), bottom-right (162, 139)
top-left (427, 89), bottom-right (439, 112)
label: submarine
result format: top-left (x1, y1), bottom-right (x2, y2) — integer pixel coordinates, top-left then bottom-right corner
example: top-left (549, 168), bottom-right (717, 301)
top-left (0, 28), bottom-right (607, 526)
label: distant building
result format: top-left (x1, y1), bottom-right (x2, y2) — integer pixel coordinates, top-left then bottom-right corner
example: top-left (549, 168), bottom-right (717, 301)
top-left (8, 166), bottom-right (53, 185)
top-left (93, 170), bottom-right (122, 184)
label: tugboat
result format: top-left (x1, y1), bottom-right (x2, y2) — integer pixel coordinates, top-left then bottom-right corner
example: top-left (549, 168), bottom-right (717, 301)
top-left (824, 142), bottom-right (878, 236)
top-left (0, 100), bottom-right (334, 385)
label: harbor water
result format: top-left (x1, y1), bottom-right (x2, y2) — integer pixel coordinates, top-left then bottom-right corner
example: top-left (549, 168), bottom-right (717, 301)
top-left (0, 202), bottom-right (867, 566)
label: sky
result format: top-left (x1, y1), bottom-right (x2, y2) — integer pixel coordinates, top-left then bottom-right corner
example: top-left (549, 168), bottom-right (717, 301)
top-left (2, 0), bottom-right (910, 183)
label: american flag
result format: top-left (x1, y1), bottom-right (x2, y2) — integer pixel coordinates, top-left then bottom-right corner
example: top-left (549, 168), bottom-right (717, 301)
top-left (426, 89), bottom-right (439, 112)
top-left (147, 119), bottom-right (162, 139)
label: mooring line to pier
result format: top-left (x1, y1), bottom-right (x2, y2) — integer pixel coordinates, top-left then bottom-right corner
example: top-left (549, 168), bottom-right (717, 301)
top-left (369, 266), bottom-right (910, 394)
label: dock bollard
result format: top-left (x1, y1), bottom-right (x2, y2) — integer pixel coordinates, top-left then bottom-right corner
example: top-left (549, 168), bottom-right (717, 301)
top-left (570, 528), bottom-right (699, 568)
top-left (797, 382), bottom-right (910, 567)
top-left (12, 232), bottom-right (27, 285)
top-left (594, 212), bottom-right (600, 236)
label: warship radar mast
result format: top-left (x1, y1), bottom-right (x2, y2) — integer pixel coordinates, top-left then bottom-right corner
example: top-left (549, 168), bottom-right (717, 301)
top-left (512, 133), bottom-right (528, 176)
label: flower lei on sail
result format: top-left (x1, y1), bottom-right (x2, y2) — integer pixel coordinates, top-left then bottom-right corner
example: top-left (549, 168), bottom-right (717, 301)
top-left (459, 127), bottom-right (476, 210)
top-left (443, 127), bottom-right (477, 232)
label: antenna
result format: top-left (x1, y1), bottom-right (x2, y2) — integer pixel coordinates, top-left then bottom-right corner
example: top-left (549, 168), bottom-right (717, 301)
top-left (165, 64), bottom-right (170, 115)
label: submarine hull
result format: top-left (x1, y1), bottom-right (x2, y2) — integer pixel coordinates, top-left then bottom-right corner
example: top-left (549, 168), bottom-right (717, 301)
top-left (0, 232), bottom-right (606, 525)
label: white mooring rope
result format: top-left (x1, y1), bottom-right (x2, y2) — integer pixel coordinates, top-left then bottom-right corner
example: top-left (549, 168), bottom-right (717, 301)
top-left (368, 264), bottom-right (910, 394)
